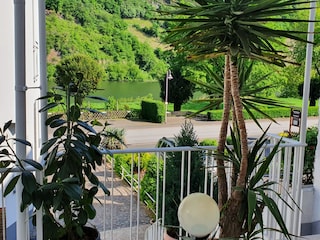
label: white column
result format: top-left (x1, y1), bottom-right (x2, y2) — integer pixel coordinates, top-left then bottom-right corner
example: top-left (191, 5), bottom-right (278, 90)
top-left (14, 0), bottom-right (28, 239)
top-left (313, 101), bottom-right (320, 231)
top-left (296, 0), bottom-right (316, 236)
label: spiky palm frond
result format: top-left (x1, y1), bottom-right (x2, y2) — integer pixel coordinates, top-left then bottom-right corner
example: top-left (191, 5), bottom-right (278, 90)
top-left (162, 0), bottom-right (316, 66)
top-left (225, 126), bottom-right (296, 239)
top-left (187, 60), bottom-right (288, 128)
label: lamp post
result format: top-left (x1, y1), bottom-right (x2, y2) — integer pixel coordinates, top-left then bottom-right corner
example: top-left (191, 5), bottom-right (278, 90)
top-left (165, 70), bottom-right (173, 123)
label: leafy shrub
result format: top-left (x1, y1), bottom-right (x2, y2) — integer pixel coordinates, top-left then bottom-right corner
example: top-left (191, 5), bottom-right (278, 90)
top-left (113, 153), bottom-right (157, 176)
top-left (141, 100), bottom-right (165, 123)
top-left (292, 126), bottom-right (318, 184)
top-left (162, 121), bottom-right (206, 226)
top-left (101, 127), bottom-right (125, 150)
top-left (200, 138), bottom-right (218, 146)
top-left (207, 106), bottom-right (318, 121)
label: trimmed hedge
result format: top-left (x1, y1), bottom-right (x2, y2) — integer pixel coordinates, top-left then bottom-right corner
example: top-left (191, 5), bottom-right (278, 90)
top-left (207, 106), bottom-right (318, 121)
top-left (141, 100), bottom-right (165, 123)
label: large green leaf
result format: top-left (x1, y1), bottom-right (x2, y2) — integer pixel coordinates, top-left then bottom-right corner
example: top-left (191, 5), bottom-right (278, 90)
top-left (0, 168), bottom-right (11, 184)
top-left (45, 146), bottom-right (58, 175)
top-left (21, 171), bottom-right (38, 194)
top-left (247, 189), bottom-right (257, 232)
top-left (250, 139), bottom-right (281, 187)
top-left (23, 159), bottom-right (43, 170)
top-left (257, 189), bottom-right (291, 239)
top-left (4, 175), bottom-right (20, 197)
top-left (63, 183), bottom-right (82, 200)
top-left (12, 138), bottom-right (32, 147)
top-left (45, 114), bottom-right (64, 126)
top-left (39, 102), bottom-right (59, 112)
top-left (99, 182), bottom-right (110, 196)
top-left (77, 120), bottom-right (96, 134)
top-left (53, 126), bottom-right (67, 137)
top-left (3, 120), bottom-right (12, 132)
top-left (49, 119), bottom-right (66, 128)
top-left (40, 137), bottom-right (58, 155)
top-left (0, 136), bottom-right (5, 145)
top-left (69, 105), bottom-right (81, 122)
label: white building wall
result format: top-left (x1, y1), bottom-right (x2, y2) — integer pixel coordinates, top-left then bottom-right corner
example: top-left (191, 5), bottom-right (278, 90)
top-left (0, 1), bottom-right (15, 124)
top-left (0, 1), bottom-right (44, 238)
top-left (0, 0), bottom-right (42, 145)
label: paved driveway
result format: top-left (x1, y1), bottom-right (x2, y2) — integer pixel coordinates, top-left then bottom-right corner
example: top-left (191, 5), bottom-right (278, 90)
top-left (106, 116), bottom-right (319, 148)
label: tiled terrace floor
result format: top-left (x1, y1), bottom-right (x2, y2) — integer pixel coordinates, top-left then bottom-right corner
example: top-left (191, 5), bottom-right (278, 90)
top-left (89, 163), bottom-right (152, 239)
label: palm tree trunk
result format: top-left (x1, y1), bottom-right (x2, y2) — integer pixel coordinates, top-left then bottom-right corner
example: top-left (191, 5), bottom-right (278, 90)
top-left (230, 59), bottom-right (248, 192)
top-left (216, 54), bottom-right (232, 209)
top-left (220, 58), bottom-right (249, 239)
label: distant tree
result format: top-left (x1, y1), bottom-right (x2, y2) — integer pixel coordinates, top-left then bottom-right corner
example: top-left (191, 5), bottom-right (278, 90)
top-left (159, 69), bottom-right (195, 111)
top-left (298, 77), bottom-right (320, 106)
top-left (159, 53), bottom-right (196, 111)
top-left (55, 54), bottom-right (106, 103)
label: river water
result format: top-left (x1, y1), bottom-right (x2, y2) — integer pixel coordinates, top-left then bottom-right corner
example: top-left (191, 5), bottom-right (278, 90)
top-left (95, 81), bottom-right (161, 100)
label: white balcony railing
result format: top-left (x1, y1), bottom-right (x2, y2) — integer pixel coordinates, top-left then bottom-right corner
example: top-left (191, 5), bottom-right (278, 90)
top-left (0, 134), bottom-right (305, 240)
top-left (98, 134), bottom-right (306, 240)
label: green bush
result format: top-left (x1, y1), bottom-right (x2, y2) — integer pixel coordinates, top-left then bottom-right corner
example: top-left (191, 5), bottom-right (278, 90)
top-left (140, 158), bottom-right (163, 213)
top-left (292, 126), bottom-right (318, 184)
top-left (200, 138), bottom-right (218, 146)
top-left (112, 153), bottom-right (162, 214)
top-left (162, 121), bottom-right (206, 226)
top-left (141, 100), bottom-right (165, 123)
top-left (206, 106), bottom-right (318, 121)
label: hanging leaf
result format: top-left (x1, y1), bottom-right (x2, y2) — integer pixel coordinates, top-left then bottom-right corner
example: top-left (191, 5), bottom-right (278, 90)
top-left (4, 175), bottom-right (20, 197)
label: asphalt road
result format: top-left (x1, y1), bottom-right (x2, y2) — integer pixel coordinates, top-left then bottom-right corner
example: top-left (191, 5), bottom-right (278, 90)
top-left (106, 116), bottom-right (319, 148)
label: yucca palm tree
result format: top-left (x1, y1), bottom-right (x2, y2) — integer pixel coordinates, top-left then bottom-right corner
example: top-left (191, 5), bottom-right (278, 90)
top-left (160, 0), bottom-right (316, 238)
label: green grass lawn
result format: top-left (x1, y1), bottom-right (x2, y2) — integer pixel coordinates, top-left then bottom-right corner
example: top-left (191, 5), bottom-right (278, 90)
top-left (56, 96), bottom-right (319, 120)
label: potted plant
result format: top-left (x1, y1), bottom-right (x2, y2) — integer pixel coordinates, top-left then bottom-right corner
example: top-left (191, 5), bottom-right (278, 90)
top-left (18, 83), bottom-right (110, 240)
top-left (0, 120), bottom-right (43, 195)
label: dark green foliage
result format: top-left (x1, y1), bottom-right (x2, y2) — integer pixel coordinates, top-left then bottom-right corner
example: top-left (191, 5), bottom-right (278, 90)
top-left (188, 59), bottom-right (290, 128)
top-left (24, 85), bottom-right (110, 240)
top-left (164, 121), bottom-right (205, 226)
top-left (159, 51), bottom-right (202, 112)
top-left (0, 121), bottom-right (43, 198)
top-left (55, 54), bottom-right (106, 104)
top-left (225, 127), bottom-right (293, 239)
top-left (141, 100), bottom-right (165, 123)
top-left (140, 158), bottom-right (163, 211)
top-left (159, 68), bottom-right (196, 112)
top-left (45, 0), bottom-right (154, 23)
top-left (298, 77), bottom-right (320, 106)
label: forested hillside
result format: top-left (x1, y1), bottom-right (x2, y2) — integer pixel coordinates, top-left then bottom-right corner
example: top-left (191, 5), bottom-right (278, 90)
top-left (45, 0), bottom-right (168, 84)
top-left (45, 0), bottom-right (320, 99)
